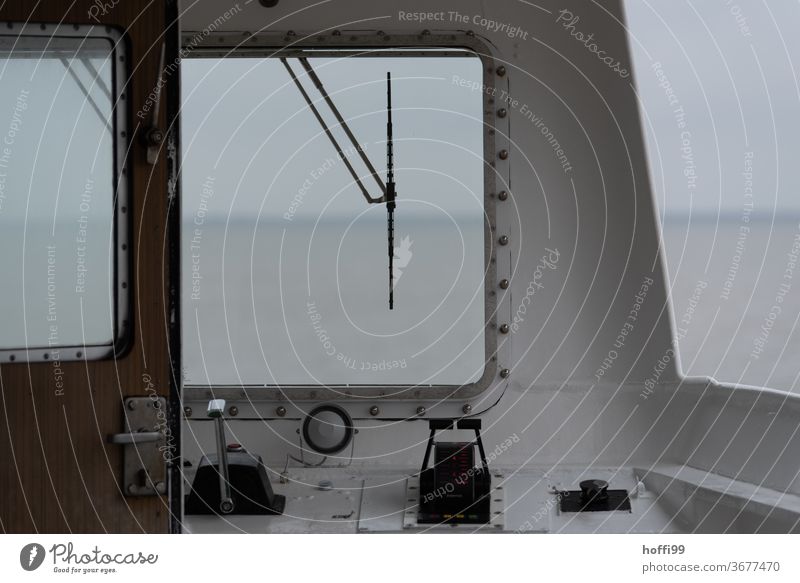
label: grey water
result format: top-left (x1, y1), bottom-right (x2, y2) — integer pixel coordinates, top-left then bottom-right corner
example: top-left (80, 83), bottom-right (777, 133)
top-left (181, 216), bottom-right (800, 394)
top-left (662, 217), bottom-right (800, 393)
top-left (181, 216), bottom-right (486, 389)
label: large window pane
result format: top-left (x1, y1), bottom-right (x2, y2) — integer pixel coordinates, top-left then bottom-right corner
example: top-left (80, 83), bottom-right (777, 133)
top-left (0, 29), bottom-right (127, 360)
top-left (626, 1), bottom-right (800, 393)
top-left (182, 53), bottom-right (487, 388)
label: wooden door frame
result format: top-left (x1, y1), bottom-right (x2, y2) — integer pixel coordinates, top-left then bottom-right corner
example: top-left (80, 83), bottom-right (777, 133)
top-left (0, 0), bottom-right (181, 533)
top-left (164, 0), bottom-right (182, 535)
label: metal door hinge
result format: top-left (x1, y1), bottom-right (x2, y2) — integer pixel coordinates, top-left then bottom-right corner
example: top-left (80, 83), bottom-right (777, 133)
top-left (107, 396), bottom-right (168, 496)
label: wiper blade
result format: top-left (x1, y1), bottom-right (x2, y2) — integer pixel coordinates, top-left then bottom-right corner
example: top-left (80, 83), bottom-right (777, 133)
top-left (386, 72), bottom-right (396, 310)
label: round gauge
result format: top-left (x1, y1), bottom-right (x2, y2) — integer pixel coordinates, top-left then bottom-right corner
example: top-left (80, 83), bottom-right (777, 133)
top-left (302, 404), bottom-right (354, 455)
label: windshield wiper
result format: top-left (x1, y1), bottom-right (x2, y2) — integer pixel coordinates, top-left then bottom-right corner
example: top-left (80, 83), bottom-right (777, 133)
top-left (282, 58), bottom-right (398, 309)
top-left (385, 72), bottom-right (396, 310)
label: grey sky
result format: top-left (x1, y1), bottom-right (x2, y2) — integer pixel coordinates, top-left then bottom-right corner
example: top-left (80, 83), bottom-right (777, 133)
top-left (0, 42), bottom-right (115, 348)
top-left (181, 54), bottom-right (485, 223)
top-left (625, 0), bottom-right (800, 216)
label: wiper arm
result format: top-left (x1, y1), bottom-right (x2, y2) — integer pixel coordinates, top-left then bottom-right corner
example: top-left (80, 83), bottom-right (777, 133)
top-left (281, 57), bottom-right (385, 204)
top-left (60, 57), bottom-right (113, 135)
top-left (79, 57), bottom-right (112, 102)
top-left (298, 57), bottom-right (387, 198)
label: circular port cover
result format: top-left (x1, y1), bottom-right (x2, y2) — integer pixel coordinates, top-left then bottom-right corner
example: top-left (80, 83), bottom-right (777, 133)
top-left (302, 404), bottom-right (354, 455)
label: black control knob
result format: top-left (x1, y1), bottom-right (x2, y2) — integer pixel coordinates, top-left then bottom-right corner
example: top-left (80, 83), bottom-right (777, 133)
top-left (580, 479), bottom-right (609, 502)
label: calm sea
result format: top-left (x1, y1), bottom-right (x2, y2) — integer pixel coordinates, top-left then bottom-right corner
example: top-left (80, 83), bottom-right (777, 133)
top-left (662, 217), bottom-right (800, 393)
top-left (180, 217), bottom-right (800, 394)
top-left (181, 217), bottom-right (486, 388)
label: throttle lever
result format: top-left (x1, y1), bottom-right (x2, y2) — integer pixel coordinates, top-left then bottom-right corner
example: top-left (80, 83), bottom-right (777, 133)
top-left (207, 399), bottom-right (234, 514)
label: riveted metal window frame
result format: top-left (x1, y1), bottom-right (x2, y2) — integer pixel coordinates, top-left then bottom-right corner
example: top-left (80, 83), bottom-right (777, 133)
top-left (181, 31), bottom-right (511, 404)
top-left (0, 22), bottom-right (132, 363)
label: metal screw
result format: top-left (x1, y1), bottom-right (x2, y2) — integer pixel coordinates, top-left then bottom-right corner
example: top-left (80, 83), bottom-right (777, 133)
top-left (276, 406), bottom-right (287, 417)
top-left (498, 190), bottom-right (508, 201)
top-left (500, 368), bottom-right (511, 379)
top-left (127, 400), bottom-right (137, 410)
top-left (499, 323), bottom-right (510, 334)
top-left (416, 406), bottom-right (426, 416)
top-left (498, 149), bottom-right (509, 160)
top-left (228, 406), bottom-right (238, 417)
top-left (499, 235), bottom-right (509, 246)
top-left (462, 404), bottom-right (472, 415)
top-left (496, 65), bottom-right (507, 77)
top-left (499, 279), bottom-right (510, 290)
top-left (497, 108), bottom-right (507, 118)
top-left (183, 406), bottom-right (192, 418)
top-left (369, 405), bottom-right (380, 416)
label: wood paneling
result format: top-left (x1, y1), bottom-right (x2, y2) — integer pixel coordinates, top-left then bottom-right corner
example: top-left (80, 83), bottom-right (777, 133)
top-left (0, 0), bottom-right (172, 533)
